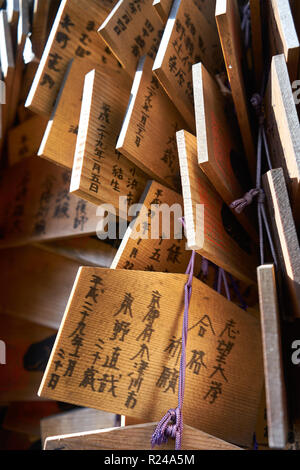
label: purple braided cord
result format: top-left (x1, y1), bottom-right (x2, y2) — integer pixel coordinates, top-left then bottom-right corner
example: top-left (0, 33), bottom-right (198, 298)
top-left (230, 94), bottom-right (277, 267)
top-left (151, 250), bottom-right (195, 450)
top-left (151, 219), bottom-right (195, 450)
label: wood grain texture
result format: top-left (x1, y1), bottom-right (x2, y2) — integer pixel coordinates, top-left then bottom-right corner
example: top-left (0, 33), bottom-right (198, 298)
top-left (192, 62), bottom-right (258, 243)
top-left (263, 168), bottom-right (300, 318)
top-left (25, 0), bottom-right (119, 117)
top-left (31, 0), bottom-right (52, 60)
top-left (0, 157), bottom-right (104, 248)
top-left (152, 0), bottom-right (173, 23)
top-left (0, 314), bottom-right (56, 402)
top-left (41, 408), bottom-right (116, 446)
top-left (38, 58), bottom-right (120, 170)
top-left (265, 54), bottom-right (300, 229)
top-left (111, 179), bottom-right (258, 308)
top-left (116, 56), bottom-right (187, 191)
top-left (111, 179), bottom-right (192, 273)
top-left (250, 0), bottom-right (263, 89)
top-left (0, 245), bottom-right (87, 329)
top-left (176, 129), bottom-right (257, 285)
top-left (8, 115), bottom-right (48, 165)
top-left (44, 422), bottom-right (242, 450)
top-left (98, 0), bottom-right (163, 79)
top-left (36, 237), bottom-right (116, 268)
top-left (70, 67), bottom-right (148, 217)
top-left (215, 0), bottom-right (256, 180)
top-left (153, 0), bottom-right (223, 131)
top-left (257, 264), bottom-right (289, 448)
top-left (39, 267), bottom-right (263, 447)
top-left (267, 0), bottom-right (300, 83)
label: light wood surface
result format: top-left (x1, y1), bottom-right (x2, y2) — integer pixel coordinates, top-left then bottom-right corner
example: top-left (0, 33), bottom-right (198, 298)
top-left (44, 421), bottom-right (242, 450)
top-left (267, 0), bottom-right (300, 83)
top-left (70, 67), bottom-right (148, 217)
top-left (39, 267), bottom-right (263, 447)
top-left (26, 0), bottom-right (118, 117)
top-left (153, 0), bottom-right (223, 131)
top-left (263, 168), bottom-right (300, 318)
top-left (265, 54), bottom-right (300, 230)
top-left (257, 264), bottom-right (289, 449)
top-left (116, 56), bottom-right (187, 191)
top-left (177, 129), bottom-right (257, 285)
top-left (98, 0), bottom-right (163, 79)
top-left (41, 408), bottom-right (116, 446)
top-left (216, 0), bottom-right (256, 180)
top-left (192, 62), bottom-right (258, 242)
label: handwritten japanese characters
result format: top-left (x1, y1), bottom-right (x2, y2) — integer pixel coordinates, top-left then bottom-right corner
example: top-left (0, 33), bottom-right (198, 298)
top-left (153, 0), bottom-right (223, 130)
top-left (98, 0), bottom-right (164, 78)
top-left (38, 58), bottom-right (120, 170)
top-left (111, 180), bottom-right (192, 273)
top-left (39, 268), bottom-right (263, 447)
top-left (192, 62), bottom-right (257, 243)
top-left (0, 157), bottom-right (103, 248)
top-left (26, 0), bottom-right (118, 117)
top-left (70, 68), bottom-right (148, 217)
top-left (8, 115), bottom-right (48, 165)
top-left (177, 129), bottom-right (257, 285)
top-left (116, 56), bottom-right (187, 191)
top-left (215, 0), bottom-right (256, 180)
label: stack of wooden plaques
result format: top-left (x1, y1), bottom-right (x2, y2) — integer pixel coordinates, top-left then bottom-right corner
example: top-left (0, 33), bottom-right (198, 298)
top-left (0, 0), bottom-right (300, 452)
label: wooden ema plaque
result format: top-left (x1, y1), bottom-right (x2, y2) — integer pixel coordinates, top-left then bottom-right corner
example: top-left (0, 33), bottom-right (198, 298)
top-left (177, 129), bottom-right (257, 286)
top-left (152, 0), bottom-right (173, 23)
top-left (8, 115), bottom-right (48, 165)
top-left (70, 68), bottom-right (148, 218)
top-left (38, 236), bottom-right (116, 269)
top-left (41, 408), bottom-right (116, 447)
top-left (116, 56), bottom-right (187, 191)
top-left (39, 58), bottom-right (121, 170)
top-left (111, 179), bottom-right (258, 309)
top-left (153, 0), bottom-right (223, 131)
top-left (263, 168), bottom-right (300, 319)
top-left (192, 62), bottom-right (258, 243)
top-left (265, 54), bottom-right (300, 230)
top-left (0, 157), bottom-right (104, 248)
top-left (111, 180), bottom-right (192, 273)
top-left (267, 0), bottom-right (299, 83)
top-left (215, 0), bottom-right (256, 181)
top-left (98, 0), bottom-right (164, 79)
top-left (44, 422), bottom-right (242, 450)
top-left (250, 0), bottom-right (263, 89)
top-left (39, 267), bottom-right (263, 447)
top-left (31, 0), bottom-right (53, 60)
top-left (0, 242), bottom-right (114, 330)
top-left (257, 264), bottom-right (289, 449)
top-left (7, 0), bottom-right (30, 130)
top-left (25, 0), bottom-right (119, 117)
